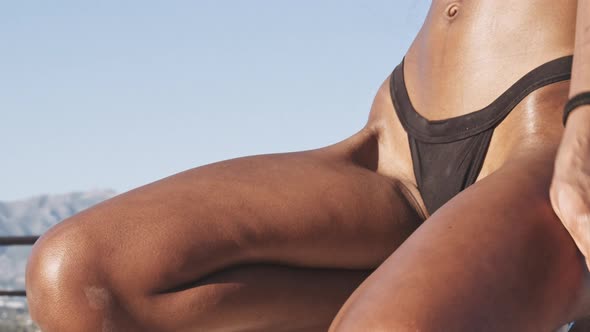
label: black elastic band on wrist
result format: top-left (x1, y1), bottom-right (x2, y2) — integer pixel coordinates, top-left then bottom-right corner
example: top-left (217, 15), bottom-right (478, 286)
top-left (563, 92), bottom-right (590, 125)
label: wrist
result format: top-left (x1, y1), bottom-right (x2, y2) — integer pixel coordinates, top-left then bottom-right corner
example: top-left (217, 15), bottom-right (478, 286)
top-left (564, 91), bottom-right (590, 125)
top-left (565, 105), bottom-right (590, 127)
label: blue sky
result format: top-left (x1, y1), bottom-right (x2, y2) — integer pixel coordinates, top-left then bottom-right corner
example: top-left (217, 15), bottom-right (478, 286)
top-left (1, 1), bottom-right (430, 201)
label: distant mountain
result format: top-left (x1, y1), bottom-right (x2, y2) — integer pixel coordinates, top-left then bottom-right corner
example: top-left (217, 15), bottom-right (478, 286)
top-left (0, 190), bottom-right (116, 291)
top-left (0, 189), bottom-right (116, 237)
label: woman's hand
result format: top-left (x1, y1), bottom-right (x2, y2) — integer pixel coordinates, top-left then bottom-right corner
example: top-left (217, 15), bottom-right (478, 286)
top-left (551, 0), bottom-right (590, 269)
top-left (551, 107), bottom-right (590, 269)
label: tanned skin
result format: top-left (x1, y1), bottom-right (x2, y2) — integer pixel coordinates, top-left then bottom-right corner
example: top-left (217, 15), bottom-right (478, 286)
top-left (26, 1), bottom-right (590, 331)
top-left (330, 1), bottom-right (590, 331)
top-left (552, 2), bottom-right (590, 332)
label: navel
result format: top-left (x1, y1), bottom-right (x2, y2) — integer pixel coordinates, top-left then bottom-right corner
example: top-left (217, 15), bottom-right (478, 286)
top-left (445, 2), bottom-right (460, 20)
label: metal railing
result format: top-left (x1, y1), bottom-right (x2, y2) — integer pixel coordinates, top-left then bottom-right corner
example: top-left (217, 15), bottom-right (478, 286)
top-left (0, 236), bottom-right (39, 297)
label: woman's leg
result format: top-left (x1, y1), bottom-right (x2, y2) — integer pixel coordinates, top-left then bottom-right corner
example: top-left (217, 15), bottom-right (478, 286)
top-left (329, 146), bottom-right (590, 332)
top-left (150, 264), bottom-right (372, 332)
top-left (25, 126), bottom-right (424, 331)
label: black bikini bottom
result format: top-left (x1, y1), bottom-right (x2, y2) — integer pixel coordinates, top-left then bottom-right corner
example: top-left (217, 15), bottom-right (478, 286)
top-left (390, 55), bottom-right (573, 215)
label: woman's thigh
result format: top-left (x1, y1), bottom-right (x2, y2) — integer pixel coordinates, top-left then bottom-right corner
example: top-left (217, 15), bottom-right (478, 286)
top-left (26, 128), bottom-right (425, 330)
top-left (329, 147), bottom-right (590, 332)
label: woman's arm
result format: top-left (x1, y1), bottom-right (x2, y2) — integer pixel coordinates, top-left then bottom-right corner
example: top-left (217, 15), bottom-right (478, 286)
top-left (550, 0), bottom-right (590, 267)
top-left (569, 0), bottom-right (590, 98)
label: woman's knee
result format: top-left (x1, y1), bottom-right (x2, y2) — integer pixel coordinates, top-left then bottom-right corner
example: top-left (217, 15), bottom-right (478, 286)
top-left (25, 219), bottom-right (122, 331)
top-left (24, 214), bottom-right (246, 331)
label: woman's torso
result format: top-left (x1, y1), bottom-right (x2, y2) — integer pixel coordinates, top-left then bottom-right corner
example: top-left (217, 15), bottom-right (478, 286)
top-left (370, 0), bottom-right (578, 216)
